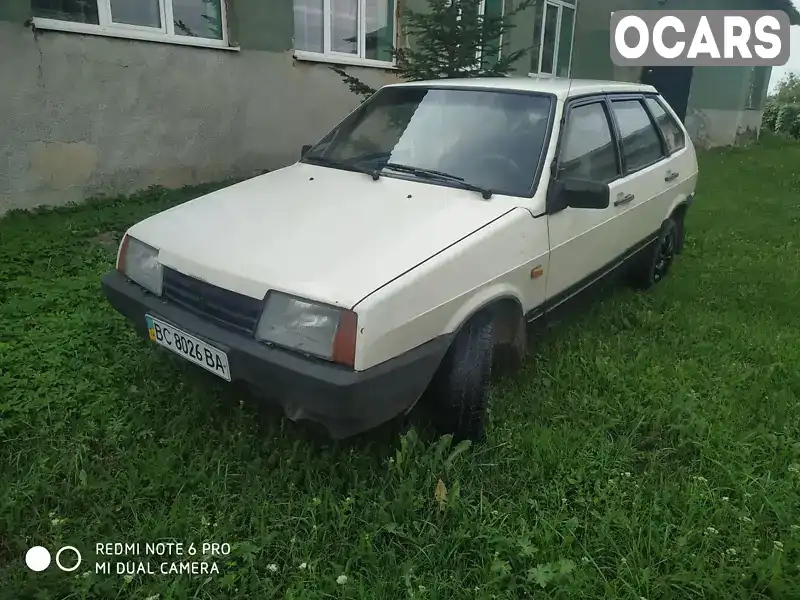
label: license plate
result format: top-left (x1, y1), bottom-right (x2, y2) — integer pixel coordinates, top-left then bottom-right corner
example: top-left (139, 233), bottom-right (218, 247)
top-left (145, 315), bottom-right (231, 381)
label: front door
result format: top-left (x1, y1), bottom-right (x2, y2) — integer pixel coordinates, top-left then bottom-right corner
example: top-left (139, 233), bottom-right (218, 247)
top-left (640, 67), bottom-right (694, 122)
top-left (545, 97), bottom-right (632, 307)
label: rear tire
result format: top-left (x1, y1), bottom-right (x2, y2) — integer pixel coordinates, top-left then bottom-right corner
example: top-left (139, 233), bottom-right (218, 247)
top-left (428, 313), bottom-right (494, 442)
top-left (673, 209), bottom-right (687, 255)
top-left (630, 217), bottom-right (678, 290)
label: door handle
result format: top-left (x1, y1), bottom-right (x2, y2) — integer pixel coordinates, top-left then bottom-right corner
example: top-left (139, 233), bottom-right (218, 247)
top-left (614, 193), bottom-right (635, 207)
top-left (664, 170), bottom-right (679, 182)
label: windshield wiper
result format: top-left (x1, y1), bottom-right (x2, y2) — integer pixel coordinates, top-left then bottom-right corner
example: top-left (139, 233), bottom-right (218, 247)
top-left (381, 162), bottom-right (492, 199)
top-left (303, 155), bottom-right (380, 180)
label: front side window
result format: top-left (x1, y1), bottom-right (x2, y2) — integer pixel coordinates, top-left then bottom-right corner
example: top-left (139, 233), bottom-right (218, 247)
top-left (530, 0), bottom-right (576, 78)
top-left (644, 97), bottom-right (685, 154)
top-left (32, 0), bottom-right (225, 41)
top-left (610, 99), bottom-right (665, 173)
top-left (557, 102), bottom-right (619, 184)
top-left (304, 87), bottom-right (554, 197)
top-left (294, 0), bottom-right (396, 63)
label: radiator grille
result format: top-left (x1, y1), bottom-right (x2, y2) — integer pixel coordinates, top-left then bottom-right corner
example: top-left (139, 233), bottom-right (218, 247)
top-left (162, 268), bottom-right (263, 334)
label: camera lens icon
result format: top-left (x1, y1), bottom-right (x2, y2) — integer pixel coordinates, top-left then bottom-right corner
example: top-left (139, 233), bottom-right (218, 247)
top-left (25, 546), bottom-right (82, 572)
top-left (25, 547), bottom-right (51, 572)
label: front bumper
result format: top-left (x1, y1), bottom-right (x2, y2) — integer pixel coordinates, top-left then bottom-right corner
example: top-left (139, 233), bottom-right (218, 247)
top-left (101, 271), bottom-right (451, 438)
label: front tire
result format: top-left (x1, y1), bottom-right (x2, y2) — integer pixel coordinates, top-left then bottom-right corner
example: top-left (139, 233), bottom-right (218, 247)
top-left (493, 310), bottom-right (527, 377)
top-left (428, 313), bottom-right (494, 442)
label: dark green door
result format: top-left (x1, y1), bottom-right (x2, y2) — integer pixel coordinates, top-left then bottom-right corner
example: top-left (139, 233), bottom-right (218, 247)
top-left (641, 67), bottom-right (694, 122)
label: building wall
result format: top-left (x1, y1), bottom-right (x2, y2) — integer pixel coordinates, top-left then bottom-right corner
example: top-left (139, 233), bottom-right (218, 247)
top-left (563, 0), bottom-right (768, 149)
top-left (0, 0), bottom-right (396, 214)
top-left (684, 67), bottom-right (758, 148)
top-left (1, 0), bottom-right (774, 213)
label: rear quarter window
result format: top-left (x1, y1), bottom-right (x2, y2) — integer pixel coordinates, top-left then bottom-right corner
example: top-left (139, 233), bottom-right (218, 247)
top-left (645, 97), bottom-right (686, 154)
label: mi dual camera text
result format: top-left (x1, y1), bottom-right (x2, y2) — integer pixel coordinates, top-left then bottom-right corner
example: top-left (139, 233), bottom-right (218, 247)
top-left (611, 10), bottom-right (790, 66)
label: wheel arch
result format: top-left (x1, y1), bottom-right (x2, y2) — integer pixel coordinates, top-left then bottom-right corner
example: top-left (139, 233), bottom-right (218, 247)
top-left (444, 289), bottom-right (525, 346)
top-left (669, 200), bottom-right (690, 254)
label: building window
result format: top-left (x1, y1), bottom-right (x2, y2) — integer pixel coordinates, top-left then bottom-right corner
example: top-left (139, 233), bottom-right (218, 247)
top-left (294, 0), bottom-right (396, 66)
top-left (31, 0), bottom-right (228, 47)
top-left (33, 0), bottom-right (100, 23)
top-left (477, 0), bottom-right (505, 67)
top-left (452, 0), bottom-right (505, 71)
top-left (530, 0), bottom-right (576, 78)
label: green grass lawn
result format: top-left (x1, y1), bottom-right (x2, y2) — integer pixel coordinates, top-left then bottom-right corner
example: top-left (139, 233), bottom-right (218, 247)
top-left (2, 138), bottom-right (800, 600)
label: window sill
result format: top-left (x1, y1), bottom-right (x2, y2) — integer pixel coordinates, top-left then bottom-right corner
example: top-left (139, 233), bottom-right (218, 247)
top-left (293, 50), bottom-right (396, 70)
top-left (31, 17), bottom-right (240, 51)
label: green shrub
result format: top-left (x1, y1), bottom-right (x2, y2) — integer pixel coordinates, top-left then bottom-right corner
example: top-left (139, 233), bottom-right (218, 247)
top-left (774, 103), bottom-right (800, 136)
top-left (762, 100), bottom-right (779, 131)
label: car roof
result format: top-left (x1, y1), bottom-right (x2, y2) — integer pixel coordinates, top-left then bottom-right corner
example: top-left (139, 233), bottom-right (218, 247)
top-left (386, 76), bottom-right (658, 99)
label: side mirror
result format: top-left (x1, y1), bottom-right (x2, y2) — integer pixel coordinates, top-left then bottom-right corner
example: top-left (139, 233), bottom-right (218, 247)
top-left (548, 178), bottom-right (610, 213)
top-left (301, 144), bottom-right (312, 157)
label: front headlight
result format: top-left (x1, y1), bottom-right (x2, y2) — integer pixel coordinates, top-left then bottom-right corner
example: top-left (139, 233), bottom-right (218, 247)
top-left (118, 235), bottom-right (163, 296)
top-left (255, 292), bottom-right (357, 366)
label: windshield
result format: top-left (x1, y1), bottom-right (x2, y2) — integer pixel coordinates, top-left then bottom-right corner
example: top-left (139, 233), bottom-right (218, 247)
top-left (303, 86), bottom-right (554, 198)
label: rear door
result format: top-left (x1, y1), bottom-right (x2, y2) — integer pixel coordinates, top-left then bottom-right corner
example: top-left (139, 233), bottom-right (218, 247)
top-left (644, 94), bottom-right (699, 214)
top-left (605, 95), bottom-right (675, 250)
top-left (544, 96), bottom-right (631, 305)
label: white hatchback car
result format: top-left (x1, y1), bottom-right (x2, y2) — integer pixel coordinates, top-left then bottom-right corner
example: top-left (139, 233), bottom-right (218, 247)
top-left (103, 77), bottom-right (698, 440)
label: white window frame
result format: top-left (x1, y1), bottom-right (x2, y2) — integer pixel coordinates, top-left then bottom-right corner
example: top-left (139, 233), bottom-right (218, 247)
top-left (32, 0), bottom-right (235, 51)
top-left (529, 0), bottom-right (576, 79)
top-left (294, 0), bottom-right (399, 69)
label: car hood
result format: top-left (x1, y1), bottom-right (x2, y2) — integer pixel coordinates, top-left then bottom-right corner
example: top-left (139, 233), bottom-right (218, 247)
top-left (128, 163), bottom-right (515, 308)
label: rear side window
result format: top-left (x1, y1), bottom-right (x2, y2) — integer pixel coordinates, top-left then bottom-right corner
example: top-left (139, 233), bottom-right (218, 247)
top-left (557, 102), bottom-right (620, 184)
top-left (610, 99), bottom-right (665, 172)
top-left (645, 97), bottom-right (686, 154)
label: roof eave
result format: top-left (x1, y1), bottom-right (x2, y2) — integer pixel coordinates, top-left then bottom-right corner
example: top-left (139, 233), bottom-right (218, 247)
top-left (762, 0), bottom-right (800, 25)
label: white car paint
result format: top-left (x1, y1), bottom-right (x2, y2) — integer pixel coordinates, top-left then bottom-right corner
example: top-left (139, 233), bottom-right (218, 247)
top-left (354, 205), bottom-right (550, 369)
top-left (127, 162), bottom-right (522, 309)
top-left (120, 77), bottom-right (698, 372)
